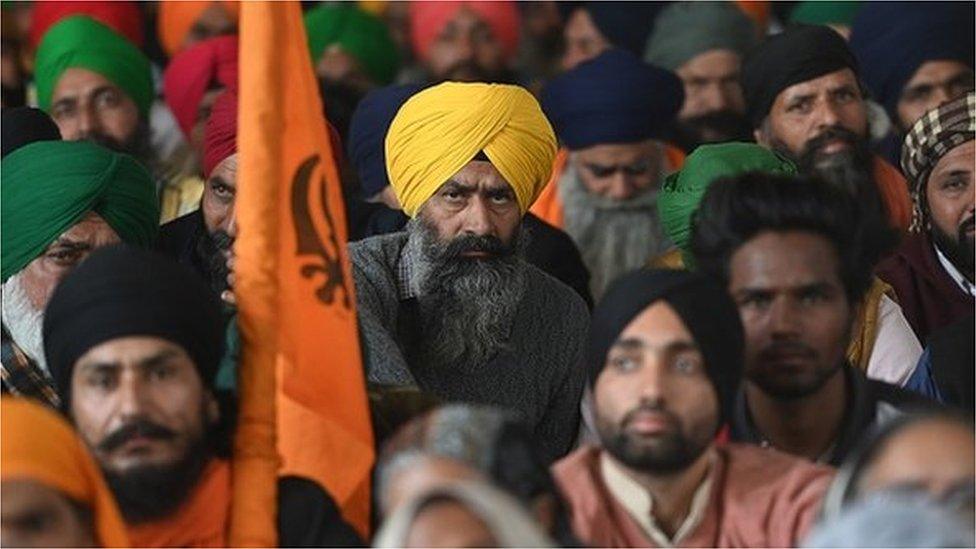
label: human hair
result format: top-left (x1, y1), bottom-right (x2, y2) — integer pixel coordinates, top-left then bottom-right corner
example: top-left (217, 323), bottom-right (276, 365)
top-left (690, 171), bottom-right (875, 304)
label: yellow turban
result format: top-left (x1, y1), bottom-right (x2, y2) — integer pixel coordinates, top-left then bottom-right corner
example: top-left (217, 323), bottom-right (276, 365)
top-left (385, 82), bottom-right (557, 218)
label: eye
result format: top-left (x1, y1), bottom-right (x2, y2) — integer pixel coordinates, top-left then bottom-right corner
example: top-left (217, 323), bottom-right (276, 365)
top-left (210, 181), bottom-right (234, 200)
top-left (95, 89), bottom-right (121, 109)
top-left (149, 364), bottom-right (174, 381)
top-left (672, 355), bottom-right (701, 375)
top-left (740, 294), bottom-right (772, 309)
top-left (51, 103), bottom-right (75, 120)
top-left (46, 248), bottom-right (83, 267)
top-left (835, 88), bottom-right (856, 102)
top-left (608, 353), bottom-right (640, 372)
top-left (940, 176), bottom-right (968, 192)
top-left (786, 99), bottom-right (812, 114)
top-left (488, 191), bottom-right (514, 205)
top-left (87, 371), bottom-right (116, 391)
top-left (799, 290), bottom-right (827, 306)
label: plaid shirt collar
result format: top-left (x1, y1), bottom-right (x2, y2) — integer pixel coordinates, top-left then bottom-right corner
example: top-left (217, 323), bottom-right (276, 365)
top-left (1, 324), bottom-right (60, 408)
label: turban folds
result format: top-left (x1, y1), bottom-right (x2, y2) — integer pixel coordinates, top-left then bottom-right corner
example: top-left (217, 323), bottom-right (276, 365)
top-left (1, 141), bottom-right (159, 283)
top-left (409, 1), bottom-right (519, 62)
top-left (157, 1), bottom-right (240, 57)
top-left (304, 4), bottom-right (399, 85)
top-left (29, 1), bottom-right (144, 48)
top-left (386, 82), bottom-right (556, 218)
top-left (850, 2), bottom-right (975, 119)
top-left (658, 143), bottom-right (797, 268)
top-left (203, 90), bottom-right (238, 178)
top-left (644, 1), bottom-right (758, 71)
top-left (163, 35), bottom-right (239, 139)
top-left (1, 397), bottom-right (129, 547)
top-left (43, 245), bottom-right (225, 401)
top-left (348, 84), bottom-right (425, 198)
top-left (741, 24), bottom-right (859, 127)
top-left (587, 269), bottom-right (744, 429)
top-left (541, 49), bottom-right (683, 150)
top-left (34, 16), bottom-right (154, 116)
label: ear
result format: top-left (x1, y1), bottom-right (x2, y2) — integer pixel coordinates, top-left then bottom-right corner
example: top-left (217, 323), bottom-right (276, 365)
top-left (205, 390), bottom-right (221, 425)
top-left (753, 127), bottom-right (767, 146)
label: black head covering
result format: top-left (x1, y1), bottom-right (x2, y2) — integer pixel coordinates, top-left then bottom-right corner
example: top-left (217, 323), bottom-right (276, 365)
top-left (587, 269), bottom-right (744, 427)
top-left (1, 106), bottom-right (61, 158)
top-left (43, 244), bottom-right (224, 403)
top-left (740, 24), bottom-right (860, 128)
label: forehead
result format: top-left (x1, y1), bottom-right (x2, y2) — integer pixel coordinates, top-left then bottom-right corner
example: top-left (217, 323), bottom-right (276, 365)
top-left (52, 212), bottom-right (117, 244)
top-left (729, 231), bottom-right (842, 289)
top-left (440, 160), bottom-right (512, 190)
top-left (210, 153), bottom-right (239, 183)
top-left (776, 68), bottom-right (859, 102)
top-left (75, 335), bottom-right (190, 368)
top-left (679, 49), bottom-right (741, 77)
top-left (575, 141), bottom-right (657, 163)
top-left (908, 60), bottom-right (973, 84)
top-left (52, 67), bottom-right (122, 100)
top-left (615, 300), bottom-right (694, 348)
top-left (930, 140), bottom-right (975, 180)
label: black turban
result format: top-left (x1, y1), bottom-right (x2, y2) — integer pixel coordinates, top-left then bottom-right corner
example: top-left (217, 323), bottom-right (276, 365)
top-left (43, 244), bottom-right (224, 403)
top-left (741, 24), bottom-right (860, 128)
top-left (1, 106), bottom-right (61, 158)
top-left (587, 269), bottom-right (744, 427)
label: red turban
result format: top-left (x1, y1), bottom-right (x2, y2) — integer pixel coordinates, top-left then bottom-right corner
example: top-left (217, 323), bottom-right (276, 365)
top-left (29, 1), bottom-right (144, 48)
top-left (203, 90), bottom-right (237, 179)
top-left (409, 1), bottom-right (520, 62)
top-left (163, 35), bottom-right (239, 139)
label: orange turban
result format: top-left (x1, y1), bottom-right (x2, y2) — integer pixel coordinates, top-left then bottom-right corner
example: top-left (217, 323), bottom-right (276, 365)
top-left (157, 1), bottom-right (240, 57)
top-left (409, 1), bottom-right (520, 62)
top-left (0, 397), bottom-right (129, 548)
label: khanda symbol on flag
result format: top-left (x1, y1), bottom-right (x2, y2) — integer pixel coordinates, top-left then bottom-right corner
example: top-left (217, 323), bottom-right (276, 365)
top-left (231, 1), bottom-right (374, 546)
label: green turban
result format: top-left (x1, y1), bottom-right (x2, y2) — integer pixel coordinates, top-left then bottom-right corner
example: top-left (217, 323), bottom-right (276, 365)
top-left (644, 1), bottom-right (757, 71)
top-left (304, 4), bottom-right (399, 85)
top-left (1, 141), bottom-right (159, 282)
top-left (658, 142), bottom-right (797, 268)
top-left (790, 1), bottom-right (861, 26)
top-left (34, 16), bottom-right (153, 116)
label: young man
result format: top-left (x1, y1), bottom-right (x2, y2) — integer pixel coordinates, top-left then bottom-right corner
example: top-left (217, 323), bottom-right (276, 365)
top-left (554, 269), bottom-right (834, 547)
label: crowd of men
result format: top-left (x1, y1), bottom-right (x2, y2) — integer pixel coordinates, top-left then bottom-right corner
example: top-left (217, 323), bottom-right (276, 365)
top-left (1, 1), bottom-right (974, 547)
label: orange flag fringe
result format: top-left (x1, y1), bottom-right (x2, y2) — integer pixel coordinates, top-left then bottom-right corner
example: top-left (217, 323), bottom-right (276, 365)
top-left (232, 1), bottom-right (375, 544)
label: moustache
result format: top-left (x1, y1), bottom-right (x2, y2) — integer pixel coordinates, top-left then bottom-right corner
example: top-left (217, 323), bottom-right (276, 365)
top-left (959, 215), bottom-right (975, 238)
top-left (439, 234), bottom-right (512, 261)
top-left (441, 60), bottom-right (493, 82)
top-left (80, 131), bottom-right (128, 153)
top-left (758, 340), bottom-right (819, 363)
top-left (621, 403), bottom-right (680, 431)
top-left (802, 126), bottom-right (861, 157)
top-left (98, 419), bottom-right (176, 453)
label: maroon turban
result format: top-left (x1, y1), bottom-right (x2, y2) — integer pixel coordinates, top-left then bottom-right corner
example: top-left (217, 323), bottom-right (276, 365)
top-left (203, 90), bottom-right (237, 179)
top-left (163, 35), bottom-right (239, 139)
top-left (30, 1), bottom-right (144, 48)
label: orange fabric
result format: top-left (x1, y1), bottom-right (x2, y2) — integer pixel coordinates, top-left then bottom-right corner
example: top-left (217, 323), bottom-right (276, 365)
top-left (127, 460), bottom-right (230, 548)
top-left (872, 156), bottom-right (913, 232)
top-left (157, 1), bottom-right (241, 57)
top-left (529, 144), bottom-right (687, 230)
top-left (236, 1), bottom-right (374, 543)
top-left (734, 0), bottom-right (770, 34)
top-left (0, 397), bottom-right (130, 548)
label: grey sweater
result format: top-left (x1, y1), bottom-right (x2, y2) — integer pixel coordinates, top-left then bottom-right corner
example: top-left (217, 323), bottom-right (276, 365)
top-left (349, 232), bottom-right (590, 463)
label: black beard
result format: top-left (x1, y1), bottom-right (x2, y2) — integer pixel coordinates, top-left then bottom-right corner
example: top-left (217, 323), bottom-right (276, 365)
top-left (195, 229), bottom-right (234, 299)
top-left (931, 214), bottom-right (976, 282)
top-left (671, 110), bottom-right (754, 152)
top-left (749, 341), bottom-right (843, 400)
top-left (79, 117), bottom-right (151, 163)
top-left (100, 418), bottom-right (213, 524)
top-left (596, 403), bottom-right (710, 474)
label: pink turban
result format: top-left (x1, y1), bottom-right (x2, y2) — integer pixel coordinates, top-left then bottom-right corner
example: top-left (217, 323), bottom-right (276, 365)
top-left (163, 35), bottom-right (239, 139)
top-left (409, 1), bottom-right (520, 62)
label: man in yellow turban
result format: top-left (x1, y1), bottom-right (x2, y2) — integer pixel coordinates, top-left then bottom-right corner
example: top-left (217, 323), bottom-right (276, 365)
top-left (350, 82), bottom-right (589, 464)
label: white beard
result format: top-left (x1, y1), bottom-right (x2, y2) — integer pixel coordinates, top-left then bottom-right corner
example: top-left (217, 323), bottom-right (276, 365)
top-left (1, 273), bottom-right (47, 374)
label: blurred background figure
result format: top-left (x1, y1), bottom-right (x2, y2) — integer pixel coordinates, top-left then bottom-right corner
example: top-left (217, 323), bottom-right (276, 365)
top-left (558, 1), bottom-right (662, 71)
top-left (157, 0), bottom-right (238, 58)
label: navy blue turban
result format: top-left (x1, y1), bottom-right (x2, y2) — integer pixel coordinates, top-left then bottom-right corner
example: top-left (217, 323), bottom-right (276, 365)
top-left (541, 48), bottom-right (683, 150)
top-left (850, 2), bottom-right (974, 121)
top-left (557, 2), bottom-right (665, 57)
top-left (347, 83), bottom-right (425, 199)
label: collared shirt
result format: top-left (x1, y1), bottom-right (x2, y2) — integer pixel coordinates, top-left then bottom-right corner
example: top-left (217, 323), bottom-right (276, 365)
top-left (935, 244), bottom-right (976, 297)
top-left (396, 238), bottom-right (419, 301)
top-left (0, 325), bottom-right (60, 408)
top-left (600, 451), bottom-right (715, 547)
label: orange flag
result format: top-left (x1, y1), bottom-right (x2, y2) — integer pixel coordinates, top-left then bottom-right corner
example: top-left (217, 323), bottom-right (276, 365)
top-left (232, 1), bottom-right (375, 545)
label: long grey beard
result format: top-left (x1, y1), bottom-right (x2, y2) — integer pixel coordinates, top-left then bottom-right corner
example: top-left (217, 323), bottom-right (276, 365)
top-left (406, 219), bottom-right (528, 370)
top-left (560, 162), bottom-right (672, 299)
top-left (1, 274), bottom-right (47, 374)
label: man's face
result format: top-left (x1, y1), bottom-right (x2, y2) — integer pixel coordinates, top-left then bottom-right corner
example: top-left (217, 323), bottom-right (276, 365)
top-left (573, 141), bottom-right (663, 201)
top-left (757, 68), bottom-right (868, 168)
top-left (404, 499), bottom-right (496, 548)
top-left (926, 140), bottom-right (975, 280)
top-left (594, 301), bottom-right (718, 473)
top-left (180, 3), bottom-right (237, 52)
top-left (0, 480), bottom-right (95, 548)
top-left (419, 160), bottom-right (521, 248)
top-left (728, 231), bottom-right (851, 400)
top-left (199, 154), bottom-right (237, 300)
top-left (50, 68), bottom-right (141, 152)
top-left (560, 8), bottom-right (609, 71)
top-left (673, 49), bottom-right (752, 148)
top-left (897, 61), bottom-right (975, 131)
top-left (425, 6), bottom-right (506, 82)
top-left (70, 335), bottom-right (217, 522)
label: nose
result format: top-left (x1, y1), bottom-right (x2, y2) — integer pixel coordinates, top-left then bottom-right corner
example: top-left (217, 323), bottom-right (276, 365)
top-left (460, 195), bottom-right (494, 237)
top-left (702, 82), bottom-right (732, 112)
top-left (77, 102), bottom-right (101, 137)
top-left (223, 207), bottom-right (237, 239)
top-left (605, 172), bottom-right (635, 201)
top-left (933, 85), bottom-right (953, 108)
top-left (636, 357), bottom-right (666, 403)
top-left (813, 99), bottom-right (842, 130)
top-left (454, 31), bottom-right (475, 61)
top-left (768, 298), bottom-right (802, 339)
top-left (116, 372), bottom-right (149, 421)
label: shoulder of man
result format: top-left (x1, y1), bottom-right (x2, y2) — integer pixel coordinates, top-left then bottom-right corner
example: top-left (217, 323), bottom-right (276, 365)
top-left (520, 260), bottom-right (590, 330)
top-left (348, 232), bottom-right (408, 293)
top-left (157, 209), bottom-right (204, 258)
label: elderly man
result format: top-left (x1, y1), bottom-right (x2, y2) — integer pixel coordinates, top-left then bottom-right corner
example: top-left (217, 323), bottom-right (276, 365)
top-left (741, 24), bottom-right (913, 235)
top-left (1, 397), bottom-right (129, 548)
top-left (1, 141), bottom-right (158, 406)
top-left (537, 49), bottom-right (684, 298)
top-left (877, 93), bottom-right (975, 343)
top-left (407, 1), bottom-right (518, 83)
top-left (654, 143), bottom-right (921, 386)
top-left (42, 245), bottom-right (361, 547)
top-left (692, 173), bottom-right (928, 466)
top-left (350, 82), bottom-right (589, 463)
top-left (554, 269), bottom-right (834, 547)
top-left (644, 1), bottom-right (758, 151)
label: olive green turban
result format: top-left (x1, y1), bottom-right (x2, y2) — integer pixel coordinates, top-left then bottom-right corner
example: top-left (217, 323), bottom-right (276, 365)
top-left (2, 141), bottom-right (159, 282)
top-left (34, 16), bottom-right (154, 116)
top-left (658, 142), bottom-right (796, 268)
